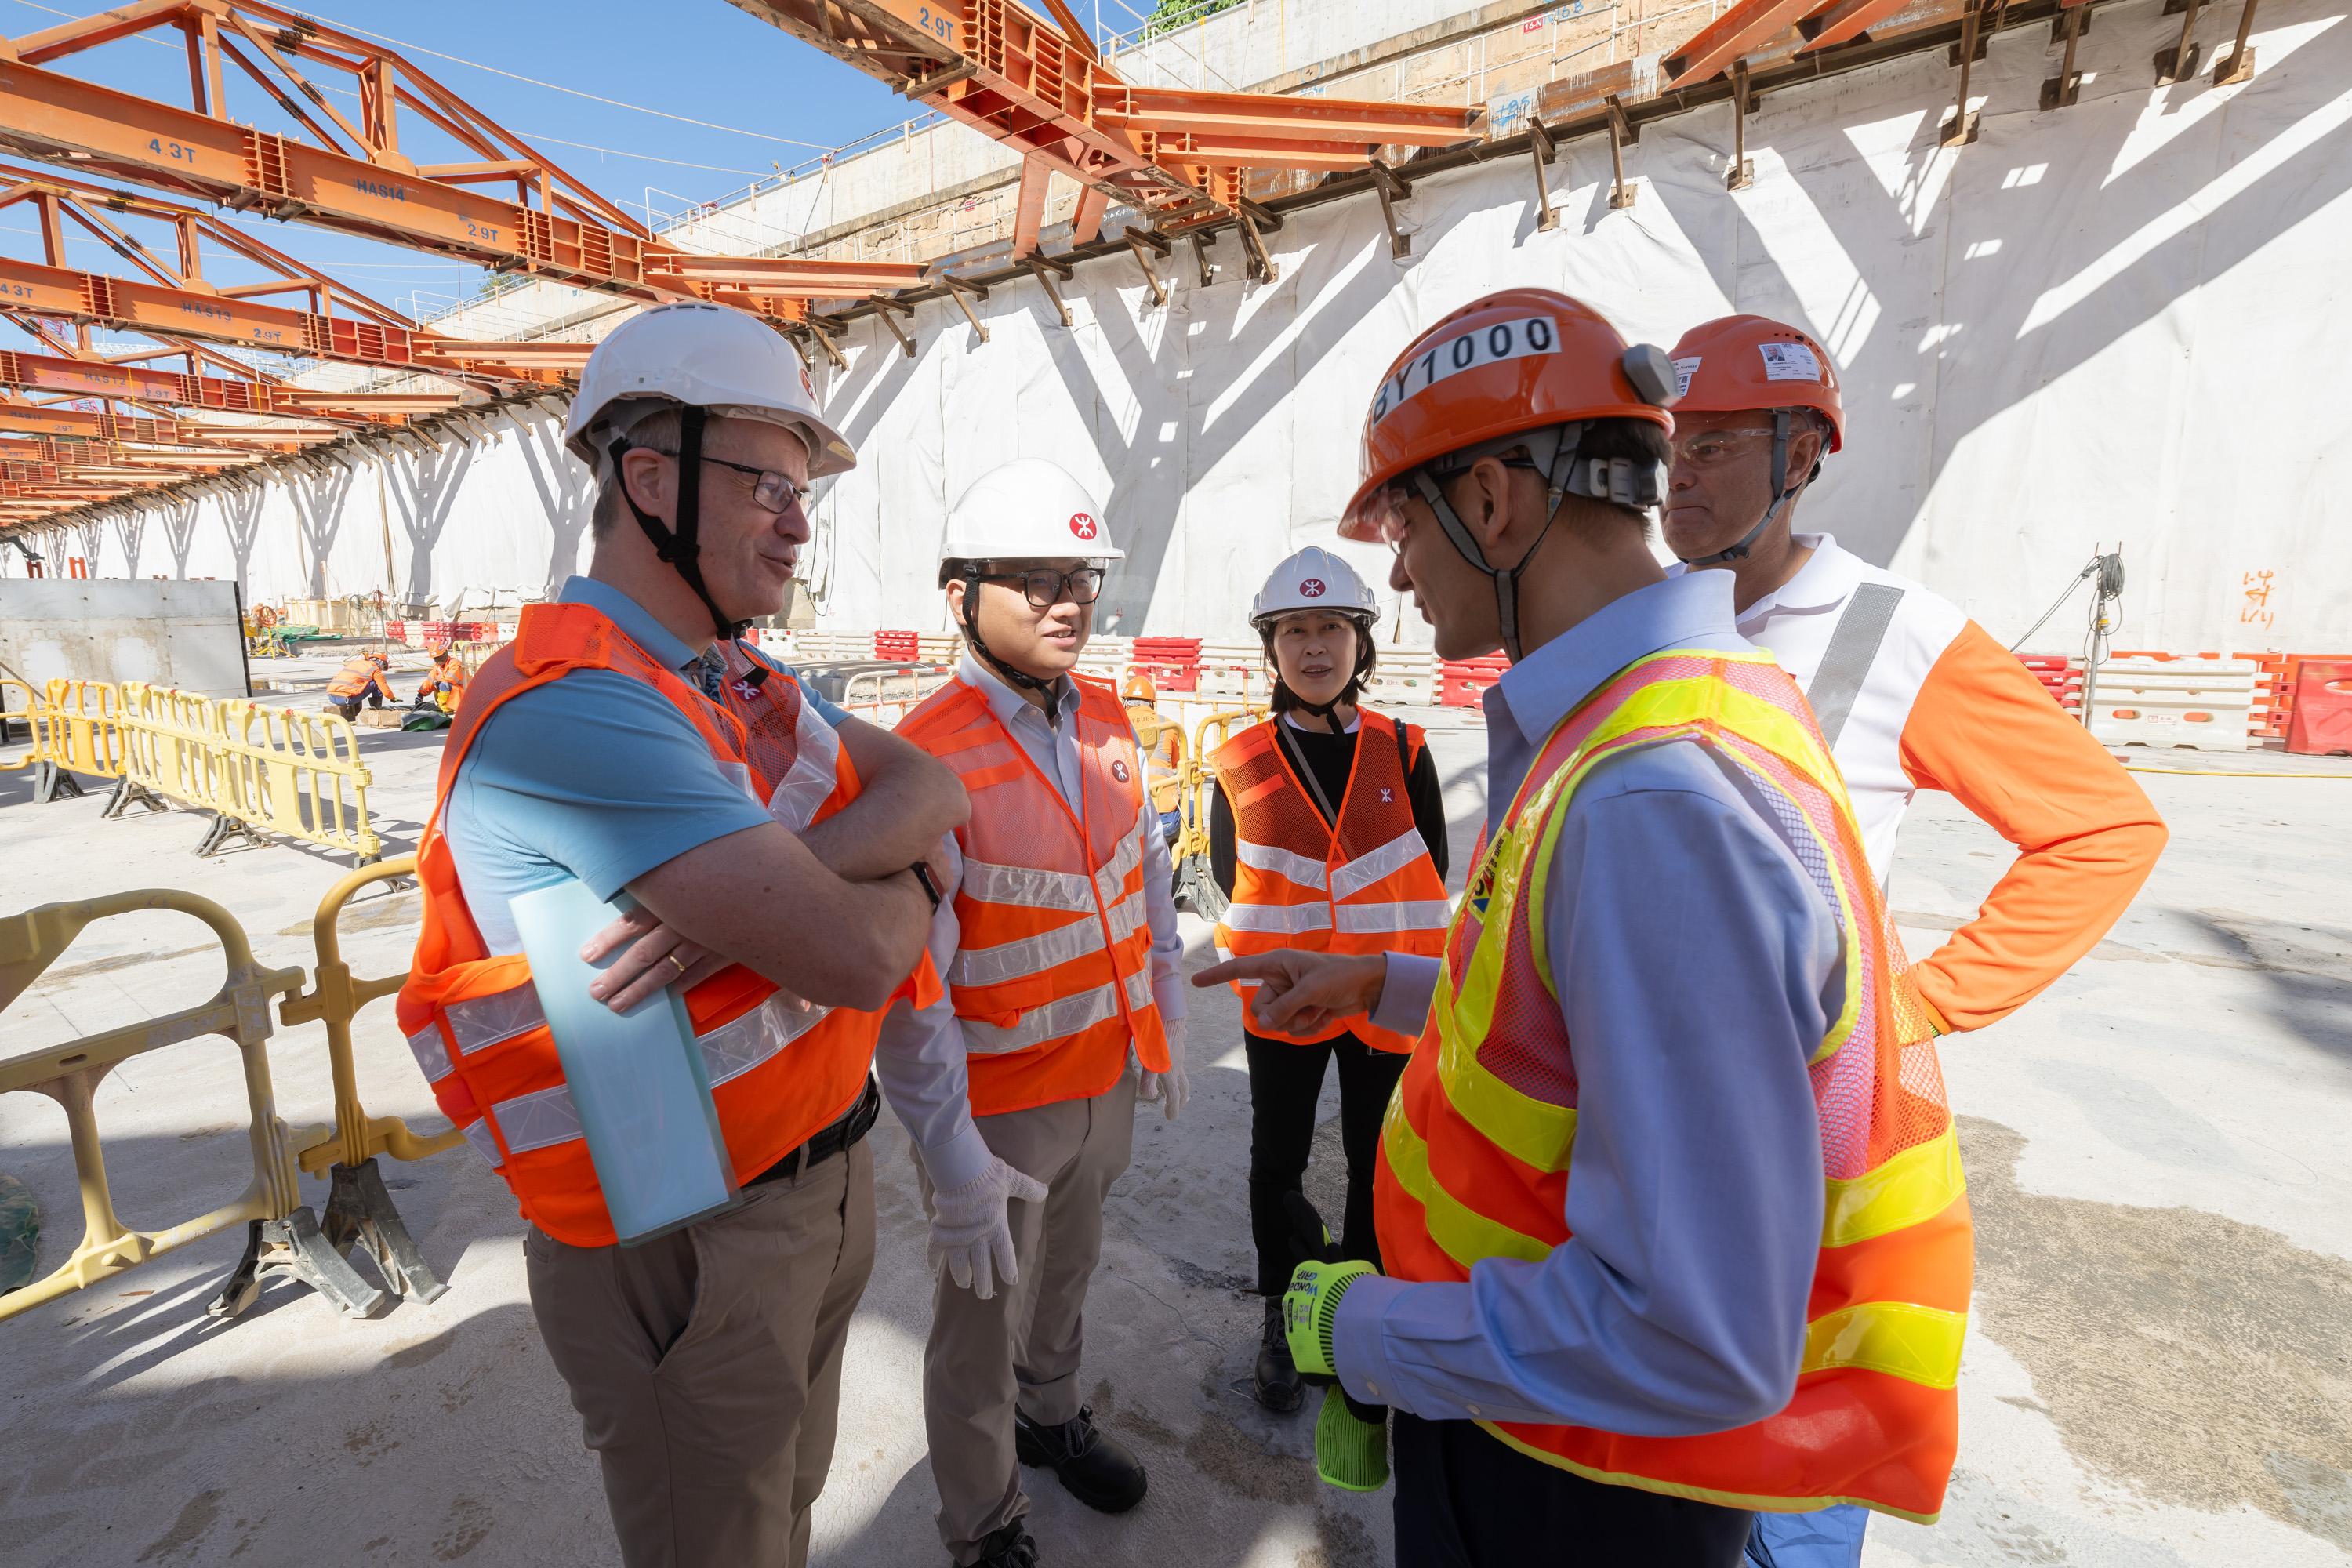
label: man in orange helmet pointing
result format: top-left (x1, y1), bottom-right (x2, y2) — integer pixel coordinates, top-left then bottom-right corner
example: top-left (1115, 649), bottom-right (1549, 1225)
top-left (1663, 315), bottom-right (2162, 1568)
top-left (1196, 289), bottom-right (1971, 1565)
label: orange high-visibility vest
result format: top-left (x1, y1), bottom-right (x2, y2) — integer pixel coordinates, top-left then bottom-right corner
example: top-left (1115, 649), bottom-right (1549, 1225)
top-left (1374, 649), bottom-right (1972, 1523)
top-left (896, 674), bottom-right (1171, 1118)
top-left (328, 657), bottom-right (393, 699)
top-left (394, 601), bottom-right (935, 1247)
top-left (419, 656), bottom-right (469, 709)
top-left (1211, 710), bottom-right (1448, 1053)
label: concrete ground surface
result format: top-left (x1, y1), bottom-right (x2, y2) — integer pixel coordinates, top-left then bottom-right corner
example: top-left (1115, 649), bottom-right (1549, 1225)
top-left (2, 655), bottom-right (2349, 1566)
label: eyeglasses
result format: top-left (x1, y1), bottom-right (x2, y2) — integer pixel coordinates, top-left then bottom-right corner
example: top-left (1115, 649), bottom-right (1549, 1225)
top-left (638, 445), bottom-right (808, 514)
top-left (975, 565), bottom-right (1105, 608)
top-left (1668, 427), bottom-right (1779, 470)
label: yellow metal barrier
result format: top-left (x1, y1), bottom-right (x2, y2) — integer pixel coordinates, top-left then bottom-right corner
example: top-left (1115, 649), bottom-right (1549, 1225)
top-left (0, 889), bottom-right (389, 1323)
top-left (107, 682), bottom-right (387, 867)
top-left (840, 663), bottom-right (953, 727)
top-left (0, 676), bottom-right (35, 769)
top-left (281, 853), bottom-right (456, 1304)
top-left (1167, 704), bottom-right (1265, 921)
top-left (218, 700), bottom-right (386, 865)
top-left (0, 677), bottom-right (124, 803)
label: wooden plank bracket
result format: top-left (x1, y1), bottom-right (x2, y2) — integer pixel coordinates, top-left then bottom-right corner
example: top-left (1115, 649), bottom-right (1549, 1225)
top-left (870, 292), bottom-right (916, 358)
top-left (1027, 257), bottom-right (1073, 328)
top-left (2155, 0), bottom-right (2205, 83)
top-left (1726, 60), bottom-right (1756, 191)
top-left (1189, 231), bottom-right (1218, 289)
top-left (2042, 5), bottom-right (2086, 108)
top-left (2211, 0), bottom-right (2258, 83)
top-left (1123, 233), bottom-right (1168, 307)
top-left (1236, 201), bottom-right (1280, 284)
top-left (942, 274), bottom-right (990, 343)
top-left (1941, 0), bottom-right (1989, 146)
top-left (1526, 114), bottom-right (1559, 230)
top-left (1367, 159), bottom-right (1413, 258)
top-left (800, 314), bottom-right (847, 371)
top-left (1606, 96), bottom-right (1639, 209)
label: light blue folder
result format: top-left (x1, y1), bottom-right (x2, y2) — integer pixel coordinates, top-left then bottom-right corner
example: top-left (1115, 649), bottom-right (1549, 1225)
top-left (509, 880), bottom-right (740, 1245)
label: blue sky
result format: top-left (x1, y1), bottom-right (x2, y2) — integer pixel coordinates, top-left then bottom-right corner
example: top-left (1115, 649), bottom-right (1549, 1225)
top-left (0, 0), bottom-right (1123, 323)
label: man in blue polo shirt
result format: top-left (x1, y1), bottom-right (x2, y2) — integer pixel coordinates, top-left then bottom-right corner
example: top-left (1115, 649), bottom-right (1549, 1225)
top-left (423, 302), bottom-right (971, 1568)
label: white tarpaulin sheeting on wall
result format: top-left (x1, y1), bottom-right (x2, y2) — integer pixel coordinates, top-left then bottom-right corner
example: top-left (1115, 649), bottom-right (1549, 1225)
top-left (12, 0), bottom-right (2347, 655)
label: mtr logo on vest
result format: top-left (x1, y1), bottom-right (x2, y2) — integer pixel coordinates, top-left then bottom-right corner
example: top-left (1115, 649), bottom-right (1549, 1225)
top-left (1069, 512), bottom-right (1099, 541)
top-left (1300, 579), bottom-right (1327, 597)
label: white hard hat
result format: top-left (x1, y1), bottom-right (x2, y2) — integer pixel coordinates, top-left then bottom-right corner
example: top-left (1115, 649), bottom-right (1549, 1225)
top-left (563, 301), bottom-right (856, 478)
top-left (1250, 546), bottom-right (1380, 629)
top-left (941, 458), bottom-right (1123, 563)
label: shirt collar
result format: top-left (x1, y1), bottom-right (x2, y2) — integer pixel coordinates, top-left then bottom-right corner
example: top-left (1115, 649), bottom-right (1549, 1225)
top-left (1490, 571), bottom-right (1743, 746)
top-left (558, 575), bottom-right (706, 673)
top-left (1737, 533), bottom-right (1858, 621)
top-left (959, 650), bottom-right (1079, 729)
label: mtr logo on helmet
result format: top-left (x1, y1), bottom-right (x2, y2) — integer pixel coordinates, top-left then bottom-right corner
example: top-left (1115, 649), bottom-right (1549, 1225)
top-left (1069, 511), bottom-right (1099, 541)
top-left (1300, 579), bottom-right (1327, 597)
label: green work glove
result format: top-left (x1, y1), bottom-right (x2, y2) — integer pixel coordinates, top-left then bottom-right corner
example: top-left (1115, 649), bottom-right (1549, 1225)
top-left (1314, 1386), bottom-right (1390, 1491)
top-left (1284, 1256), bottom-right (1375, 1380)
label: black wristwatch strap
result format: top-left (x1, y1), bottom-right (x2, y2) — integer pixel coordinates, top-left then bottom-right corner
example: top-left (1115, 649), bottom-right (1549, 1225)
top-left (910, 861), bottom-right (942, 909)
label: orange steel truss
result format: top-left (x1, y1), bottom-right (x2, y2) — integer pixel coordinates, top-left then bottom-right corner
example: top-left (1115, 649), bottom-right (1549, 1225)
top-left (722, 0), bottom-right (1481, 235)
top-left (0, 1), bottom-right (928, 315)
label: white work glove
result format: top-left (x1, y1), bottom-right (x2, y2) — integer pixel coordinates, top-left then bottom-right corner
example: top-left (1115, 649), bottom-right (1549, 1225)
top-left (927, 1155), bottom-right (1048, 1301)
top-left (1138, 1017), bottom-right (1190, 1123)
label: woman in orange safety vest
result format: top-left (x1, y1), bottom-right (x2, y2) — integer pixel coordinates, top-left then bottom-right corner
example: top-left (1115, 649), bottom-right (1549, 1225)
top-left (1208, 545), bottom-right (1450, 1414)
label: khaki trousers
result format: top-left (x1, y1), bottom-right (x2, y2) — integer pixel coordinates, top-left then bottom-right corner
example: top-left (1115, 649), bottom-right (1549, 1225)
top-left (526, 1139), bottom-right (877, 1568)
top-left (920, 1069), bottom-right (1138, 1564)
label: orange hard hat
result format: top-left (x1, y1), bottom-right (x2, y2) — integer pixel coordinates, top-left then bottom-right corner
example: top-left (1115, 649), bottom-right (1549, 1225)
top-left (1668, 314), bottom-right (1843, 452)
top-left (1341, 288), bottom-right (1677, 540)
top-left (368, 652), bottom-right (390, 667)
top-left (1122, 672), bottom-right (1157, 703)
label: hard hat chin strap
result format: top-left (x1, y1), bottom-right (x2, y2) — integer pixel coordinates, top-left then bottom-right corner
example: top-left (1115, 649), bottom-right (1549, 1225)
top-left (609, 404), bottom-right (750, 643)
top-left (1678, 409), bottom-right (1797, 567)
top-left (1411, 420), bottom-right (1592, 664)
top-left (957, 567), bottom-right (1058, 708)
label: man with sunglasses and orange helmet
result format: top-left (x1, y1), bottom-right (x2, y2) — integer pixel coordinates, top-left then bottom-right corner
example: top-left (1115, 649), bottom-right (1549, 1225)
top-left (1196, 289), bottom-right (1971, 1565)
top-left (1662, 318), bottom-right (2161, 1567)
top-left (886, 457), bottom-right (1190, 1568)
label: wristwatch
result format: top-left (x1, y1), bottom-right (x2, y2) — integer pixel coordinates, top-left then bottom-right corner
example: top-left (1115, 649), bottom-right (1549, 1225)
top-left (909, 861), bottom-right (943, 909)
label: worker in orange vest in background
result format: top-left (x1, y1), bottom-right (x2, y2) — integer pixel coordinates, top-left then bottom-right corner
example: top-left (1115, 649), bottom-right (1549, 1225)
top-left (324, 650), bottom-right (397, 719)
top-left (1122, 670), bottom-right (1185, 848)
top-left (1196, 289), bottom-right (1972, 1566)
top-left (1661, 312), bottom-right (2165, 1568)
top-left (887, 458), bottom-right (1189, 1568)
top-left (412, 643), bottom-right (469, 713)
top-left (1207, 544), bottom-right (1450, 1415)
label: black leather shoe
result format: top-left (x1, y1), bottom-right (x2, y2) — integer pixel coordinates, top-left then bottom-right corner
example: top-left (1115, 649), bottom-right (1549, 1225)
top-left (969, 1521), bottom-right (1039, 1567)
top-left (1254, 1297), bottom-right (1305, 1414)
top-left (1014, 1403), bottom-right (1148, 1513)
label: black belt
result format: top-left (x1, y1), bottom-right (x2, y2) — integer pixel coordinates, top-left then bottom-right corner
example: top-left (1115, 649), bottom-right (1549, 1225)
top-left (747, 1076), bottom-right (881, 1188)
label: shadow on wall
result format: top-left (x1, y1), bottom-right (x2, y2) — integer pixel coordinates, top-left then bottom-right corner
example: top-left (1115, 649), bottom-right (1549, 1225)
top-left (514, 412), bottom-right (596, 597)
top-left (163, 497), bottom-right (201, 579)
top-left (220, 482), bottom-right (269, 599)
top-left (389, 438), bottom-right (478, 606)
top-left (290, 462), bottom-right (360, 600)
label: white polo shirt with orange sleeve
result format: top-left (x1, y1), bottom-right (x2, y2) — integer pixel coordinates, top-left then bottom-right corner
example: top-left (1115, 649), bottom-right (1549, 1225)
top-left (1680, 533), bottom-right (2168, 1034)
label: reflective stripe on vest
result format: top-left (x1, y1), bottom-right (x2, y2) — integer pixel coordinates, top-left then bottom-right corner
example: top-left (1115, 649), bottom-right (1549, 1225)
top-left (1211, 710), bottom-right (1447, 1051)
top-left (895, 675), bottom-right (1170, 1116)
top-left (393, 601), bottom-right (933, 1247)
top-left (1372, 648), bottom-right (1972, 1524)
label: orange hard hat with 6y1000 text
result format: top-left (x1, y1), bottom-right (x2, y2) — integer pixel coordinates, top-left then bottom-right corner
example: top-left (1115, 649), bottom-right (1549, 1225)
top-left (1341, 289), bottom-right (1678, 541)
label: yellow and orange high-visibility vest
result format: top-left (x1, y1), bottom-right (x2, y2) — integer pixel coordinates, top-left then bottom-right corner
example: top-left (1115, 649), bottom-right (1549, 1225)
top-left (1374, 648), bottom-right (1972, 1523)
top-left (896, 674), bottom-right (1171, 1117)
top-left (395, 601), bottom-right (936, 1247)
top-left (1211, 709), bottom-right (1449, 1052)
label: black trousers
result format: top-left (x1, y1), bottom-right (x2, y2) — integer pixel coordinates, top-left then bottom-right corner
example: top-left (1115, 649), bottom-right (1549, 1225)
top-left (1393, 1414), bottom-right (1755, 1567)
top-left (1246, 1029), bottom-right (1406, 1295)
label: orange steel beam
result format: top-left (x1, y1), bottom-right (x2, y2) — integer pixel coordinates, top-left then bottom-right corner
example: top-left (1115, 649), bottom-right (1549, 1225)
top-left (0, 2), bottom-right (926, 309)
top-left (1666, 0), bottom-right (1828, 84)
top-left (725, 0), bottom-right (1479, 232)
top-left (1796, 0), bottom-right (1916, 50)
top-left (1012, 157), bottom-right (1050, 256)
top-left (0, 345), bottom-right (457, 422)
top-left (0, 253), bottom-right (575, 388)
